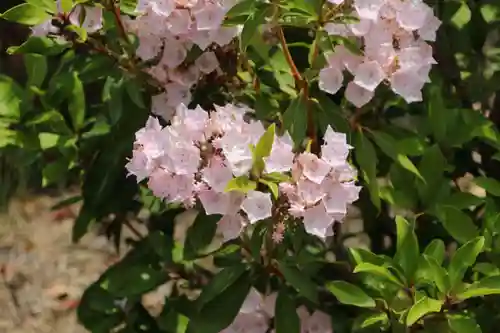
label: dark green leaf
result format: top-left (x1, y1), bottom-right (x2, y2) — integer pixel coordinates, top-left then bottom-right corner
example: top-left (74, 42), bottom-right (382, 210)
top-left (326, 281), bottom-right (376, 308)
top-left (240, 4), bottom-right (272, 51)
top-left (435, 205), bottom-right (479, 244)
top-left (278, 262), bottom-right (318, 303)
top-left (24, 54), bottom-right (47, 89)
top-left (197, 265), bottom-right (247, 309)
top-left (353, 131), bottom-right (380, 210)
top-left (370, 130), bottom-right (424, 181)
top-left (183, 212), bottom-right (221, 260)
top-left (394, 216), bottom-right (419, 280)
top-left (448, 237), bottom-right (485, 290)
top-left (283, 91), bottom-right (308, 147)
top-left (187, 272), bottom-right (251, 333)
top-left (473, 177), bottom-right (500, 196)
top-left (275, 289), bottom-right (300, 333)
top-left (448, 314), bottom-right (482, 333)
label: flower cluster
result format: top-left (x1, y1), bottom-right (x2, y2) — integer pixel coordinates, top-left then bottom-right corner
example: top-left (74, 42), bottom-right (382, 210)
top-left (126, 103), bottom-right (360, 241)
top-left (126, 0), bottom-right (240, 120)
top-left (320, 0), bottom-right (441, 105)
top-left (222, 288), bottom-right (333, 333)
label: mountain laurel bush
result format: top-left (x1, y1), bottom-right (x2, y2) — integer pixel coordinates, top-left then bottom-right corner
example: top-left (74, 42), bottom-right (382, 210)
top-left (2, 0), bottom-right (500, 332)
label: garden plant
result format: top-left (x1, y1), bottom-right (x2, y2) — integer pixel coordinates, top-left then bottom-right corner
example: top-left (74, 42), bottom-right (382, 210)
top-left (1, 0), bottom-right (500, 332)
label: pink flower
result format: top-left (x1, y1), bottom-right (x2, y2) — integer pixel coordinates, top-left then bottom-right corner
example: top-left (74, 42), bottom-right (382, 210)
top-left (353, 60), bottom-right (386, 92)
top-left (297, 153), bottom-right (332, 184)
top-left (241, 191), bottom-right (273, 224)
top-left (303, 204), bottom-right (334, 239)
top-left (345, 82), bottom-right (374, 107)
top-left (217, 214), bottom-right (245, 242)
top-left (265, 132), bottom-right (295, 173)
top-left (319, 66), bottom-right (344, 95)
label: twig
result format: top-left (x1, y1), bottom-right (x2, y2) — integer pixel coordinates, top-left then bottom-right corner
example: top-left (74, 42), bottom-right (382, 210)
top-left (124, 220), bottom-right (144, 240)
top-left (111, 2), bottom-right (131, 45)
top-left (276, 26), bottom-right (304, 90)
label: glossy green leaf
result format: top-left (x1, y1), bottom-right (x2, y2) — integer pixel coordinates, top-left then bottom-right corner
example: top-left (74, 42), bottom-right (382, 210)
top-left (24, 54), bottom-right (47, 89)
top-left (406, 296), bottom-right (443, 326)
top-left (353, 263), bottom-right (404, 287)
top-left (1, 3), bottom-right (51, 25)
top-left (353, 312), bottom-right (389, 331)
top-left (183, 212), bottom-right (221, 260)
top-left (326, 281), bottom-right (376, 308)
top-left (456, 275), bottom-right (500, 300)
top-left (8, 36), bottom-right (70, 56)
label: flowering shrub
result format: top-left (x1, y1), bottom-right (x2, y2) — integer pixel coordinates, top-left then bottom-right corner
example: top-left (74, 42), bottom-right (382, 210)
top-left (2, 0), bottom-right (500, 332)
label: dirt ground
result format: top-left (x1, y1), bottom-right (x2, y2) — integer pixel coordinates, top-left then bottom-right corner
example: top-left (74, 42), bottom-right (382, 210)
top-left (0, 192), bottom-right (140, 333)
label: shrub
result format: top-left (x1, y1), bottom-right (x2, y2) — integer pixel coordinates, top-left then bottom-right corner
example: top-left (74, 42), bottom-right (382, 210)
top-left (2, 0), bottom-right (500, 332)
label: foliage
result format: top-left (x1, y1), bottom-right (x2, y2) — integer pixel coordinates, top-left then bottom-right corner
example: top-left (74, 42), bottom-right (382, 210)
top-left (1, 0), bottom-right (500, 332)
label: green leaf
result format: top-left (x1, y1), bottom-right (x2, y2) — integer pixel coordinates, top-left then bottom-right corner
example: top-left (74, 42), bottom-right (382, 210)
top-left (240, 4), bottom-right (272, 51)
top-left (417, 145), bottom-right (447, 207)
top-left (225, 176), bottom-right (258, 193)
top-left (254, 123), bottom-right (276, 160)
top-left (415, 254), bottom-right (448, 293)
top-left (313, 94), bottom-right (350, 134)
top-left (326, 281), bottom-right (376, 308)
top-left (353, 131), bottom-right (380, 210)
top-left (473, 177), bottom-right (500, 196)
top-left (435, 205), bottom-right (479, 244)
top-left (423, 239), bottom-right (446, 265)
top-left (0, 75), bottom-right (23, 119)
top-left (188, 272), bottom-right (251, 333)
top-left (183, 212), bottom-right (221, 260)
top-left (275, 289), bottom-right (300, 333)
top-left (427, 84), bottom-right (448, 142)
top-left (259, 179), bottom-right (279, 199)
top-left (104, 265), bottom-right (167, 298)
top-left (197, 265), bottom-right (247, 308)
top-left (283, 91), bottom-right (308, 147)
top-left (448, 314), bottom-right (481, 333)
top-left (448, 237), bottom-right (485, 290)
top-left (8, 36), bottom-right (70, 56)
top-left (24, 54), bottom-right (47, 89)
top-left (456, 275), bottom-right (500, 300)
top-left (42, 159), bottom-right (70, 186)
top-left (353, 312), bottom-right (389, 331)
top-left (68, 72), bottom-right (86, 130)
top-left (394, 216), bottom-right (419, 280)
top-left (1, 3), bottom-right (51, 25)
top-left (406, 296), bottom-right (443, 326)
top-left (60, 0), bottom-right (73, 12)
top-left (370, 131), bottom-right (424, 181)
top-left (38, 132), bottom-right (60, 149)
top-left (26, 0), bottom-right (57, 12)
top-left (353, 263), bottom-right (404, 287)
top-left (278, 262), bottom-right (318, 303)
